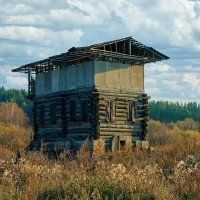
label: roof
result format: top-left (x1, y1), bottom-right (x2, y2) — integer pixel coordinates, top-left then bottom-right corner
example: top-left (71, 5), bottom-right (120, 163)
top-left (12, 36), bottom-right (169, 73)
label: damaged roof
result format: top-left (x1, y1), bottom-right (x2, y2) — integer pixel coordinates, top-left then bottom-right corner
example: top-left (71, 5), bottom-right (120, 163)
top-left (12, 36), bottom-right (169, 73)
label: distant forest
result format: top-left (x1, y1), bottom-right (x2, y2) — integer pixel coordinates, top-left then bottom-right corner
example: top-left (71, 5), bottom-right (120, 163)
top-left (0, 87), bottom-right (32, 119)
top-left (1, 87), bottom-right (200, 123)
top-left (149, 100), bottom-right (200, 123)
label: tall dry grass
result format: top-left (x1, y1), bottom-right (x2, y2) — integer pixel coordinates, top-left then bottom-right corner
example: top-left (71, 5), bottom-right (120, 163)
top-left (0, 110), bottom-right (200, 199)
top-left (0, 146), bottom-right (200, 200)
top-left (0, 123), bottom-right (33, 153)
top-left (0, 102), bottom-right (29, 126)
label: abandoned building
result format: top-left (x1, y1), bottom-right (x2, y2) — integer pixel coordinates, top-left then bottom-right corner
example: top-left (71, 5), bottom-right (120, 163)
top-left (12, 37), bottom-right (169, 152)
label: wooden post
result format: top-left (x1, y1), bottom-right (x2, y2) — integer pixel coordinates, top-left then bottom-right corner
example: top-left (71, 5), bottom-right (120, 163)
top-left (129, 40), bottom-right (131, 55)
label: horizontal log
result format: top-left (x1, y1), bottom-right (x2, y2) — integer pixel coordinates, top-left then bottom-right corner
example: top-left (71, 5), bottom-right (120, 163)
top-left (99, 116), bottom-right (128, 121)
top-left (100, 124), bottom-right (133, 129)
top-left (67, 121), bottom-right (91, 126)
top-left (38, 132), bottom-right (63, 136)
top-left (137, 104), bottom-right (148, 108)
top-left (116, 105), bottom-right (127, 109)
top-left (98, 120), bottom-right (133, 125)
top-left (100, 128), bottom-right (132, 132)
top-left (38, 133), bottom-right (63, 138)
top-left (38, 124), bottom-right (63, 129)
top-left (66, 130), bottom-right (91, 134)
top-left (65, 134), bottom-right (90, 139)
top-left (115, 108), bottom-right (128, 113)
top-left (99, 132), bottom-right (132, 136)
top-left (38, 127), bottom-right (62, 131)
top-left (98, 135), bottom-right (113, 139)
top-left (115, 115), bottom-right (128, 120)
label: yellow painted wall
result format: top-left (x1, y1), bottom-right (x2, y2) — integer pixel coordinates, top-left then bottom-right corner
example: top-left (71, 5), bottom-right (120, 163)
top-left (95, 61), bottom-right (144, 91)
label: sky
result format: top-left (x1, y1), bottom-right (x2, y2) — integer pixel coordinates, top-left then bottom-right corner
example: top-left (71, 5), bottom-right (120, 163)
top-left (0, 0), bottom-right (200, 102)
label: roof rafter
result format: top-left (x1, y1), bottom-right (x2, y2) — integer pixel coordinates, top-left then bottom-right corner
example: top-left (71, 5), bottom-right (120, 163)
top-left (12, 36), bottom-right (169, 73)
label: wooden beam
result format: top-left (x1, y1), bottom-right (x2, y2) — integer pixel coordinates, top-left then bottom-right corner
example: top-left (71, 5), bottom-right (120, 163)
top-left (129, 40), bottom-right (132, 55)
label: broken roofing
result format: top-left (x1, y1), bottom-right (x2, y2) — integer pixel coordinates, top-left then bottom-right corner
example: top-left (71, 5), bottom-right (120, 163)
top-left (12, 36), bottom-right (169, 73)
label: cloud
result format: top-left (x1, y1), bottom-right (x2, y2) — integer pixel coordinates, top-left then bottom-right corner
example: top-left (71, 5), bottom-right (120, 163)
top-left (146, 87), bottom-right (160, 95)
top-left (5, 76), bottom-right (27, 89)
top-left (0, 65), bottom-right (27, 89)
top-left (145, 61), bottom-right (200, 101)
top-left (0, 3), bottom-right (36, 15)
top-left (146, 63), bottom-right (173, 73)
top-left (0, 26), bottom-right (83, 46)
top-left (145, 78), bottom-right (157, 85)
top-left (182, 73), bottom-right (200, 93)
top-left (0, 0), bottom-right (200, 102)
top-left (162, 80), bottom-right (182, 91)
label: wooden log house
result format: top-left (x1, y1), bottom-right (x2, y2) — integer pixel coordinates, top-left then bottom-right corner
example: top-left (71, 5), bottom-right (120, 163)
top-left (12, 37), bottom-right (169, 153)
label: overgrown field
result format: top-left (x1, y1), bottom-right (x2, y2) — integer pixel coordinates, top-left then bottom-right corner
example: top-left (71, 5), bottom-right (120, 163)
top-left (0, 103), bottom-right (200, 200)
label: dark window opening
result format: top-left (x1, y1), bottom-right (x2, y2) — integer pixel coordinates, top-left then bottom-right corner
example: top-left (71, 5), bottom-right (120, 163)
top-left (120, 140), bottom-right (126, 151)
top-left (105, 143), bottom-right (112, 152)
top-left (111, 43), bottom-right (116, 52)
top-left (105, 45), bottom-right (110, 51)
top-left (128, 101), bottom-right (137, 122)
top-left (80, 100), bottom-right (89, 121)
top-left (39, 104), bottom-right (45, 125)
top-left (69, 100), bottom-right (76, 121)
top-left (133, 141), bottom-right (136, 148)
top-left (50, 103), bottom-right (57, 124)
top-left (105, 100), bottom-right (115, 122)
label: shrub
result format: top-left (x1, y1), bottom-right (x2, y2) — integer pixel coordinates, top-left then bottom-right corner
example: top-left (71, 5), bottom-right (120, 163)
top-left (147, 120), bottom-right (183, 146)
top-left (0, 124), bottom-right (32, 152)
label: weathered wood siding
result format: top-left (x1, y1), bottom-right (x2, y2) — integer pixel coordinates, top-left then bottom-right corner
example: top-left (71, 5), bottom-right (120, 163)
top-left (95, 61), bottom-right (144, 92)
top-left (35, 61), bottom-right (144, 97)
top-left (32, 61), bottom-right (147, 152)
top-left (33, 88), bottom-right (97, 150)
top-left (32, 88), bottom-right (148, 151)
top-left (94, 88), bottom-right (148, 151)
top-left (35, 62), bottom-right (95, 96)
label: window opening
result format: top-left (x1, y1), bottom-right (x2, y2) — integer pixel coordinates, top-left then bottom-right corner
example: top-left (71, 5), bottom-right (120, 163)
top-left (50, 103), bottom-right (57, 124)
top-left (39, 104), bottom-right (45, 125)
top-left (69, 100), bottom-right (76, 121)
top-left (80, 100), bottom-right (89, 121)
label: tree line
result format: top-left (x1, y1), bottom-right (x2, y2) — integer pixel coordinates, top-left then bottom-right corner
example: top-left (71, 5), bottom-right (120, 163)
top-left (149, 100), bottom-right (200, 123)
top-left (0, 87), bottom-right (32, 119)
top-left (1, 87), bottom-right (200, 123)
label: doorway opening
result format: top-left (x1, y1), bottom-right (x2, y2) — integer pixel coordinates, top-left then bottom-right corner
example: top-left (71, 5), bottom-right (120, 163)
top-left (119, 140), bottom-right (126, 151)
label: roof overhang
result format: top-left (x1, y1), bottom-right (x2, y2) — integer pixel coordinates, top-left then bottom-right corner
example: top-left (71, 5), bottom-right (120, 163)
top-left (12, 36), bottom-right (169, 73)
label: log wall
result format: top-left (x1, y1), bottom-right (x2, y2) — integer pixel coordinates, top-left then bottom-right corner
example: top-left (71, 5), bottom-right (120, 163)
top-left (95, 88), bottom-right (148, 151)
top-left (32, 87), bottom-right (148, 152)
top-left (33, 88), bottom-right (97, 150)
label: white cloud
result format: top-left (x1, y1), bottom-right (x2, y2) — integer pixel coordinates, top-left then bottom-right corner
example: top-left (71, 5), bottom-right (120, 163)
top-left (162, 80), bottom-right (182, 91)
top-left (110, 0), bottom-right (199, 48)
top-left (5, 75), bottom-right (27, 89)
top-left (145, 62), bottom-right (200, 101)
top-left (0, 0), bottom-right (200, 102)
top-left (145, 78), bottom-right (157, 85)
top-left (145, 87), bottom-right (160, 95)
top-left (0, 3), bottom-right (36, 15)
top-left (182, 73), bottom-right (200, 93)
top-left (146, 63), bottom-right (173, 73)
top-left (1, 14), bottom-right (51, 27)
top-left (0, 26), bottom-right (83, 47)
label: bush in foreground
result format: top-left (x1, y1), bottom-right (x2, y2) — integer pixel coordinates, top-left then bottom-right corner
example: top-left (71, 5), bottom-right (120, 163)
top-left (0, 149), bottom-right (200, 200)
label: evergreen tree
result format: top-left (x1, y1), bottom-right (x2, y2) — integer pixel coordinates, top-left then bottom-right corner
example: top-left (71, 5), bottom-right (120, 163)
top-left (0, 87), bottom-right (32, 119)
top-left (149, 100), bottom-right (200, 123)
